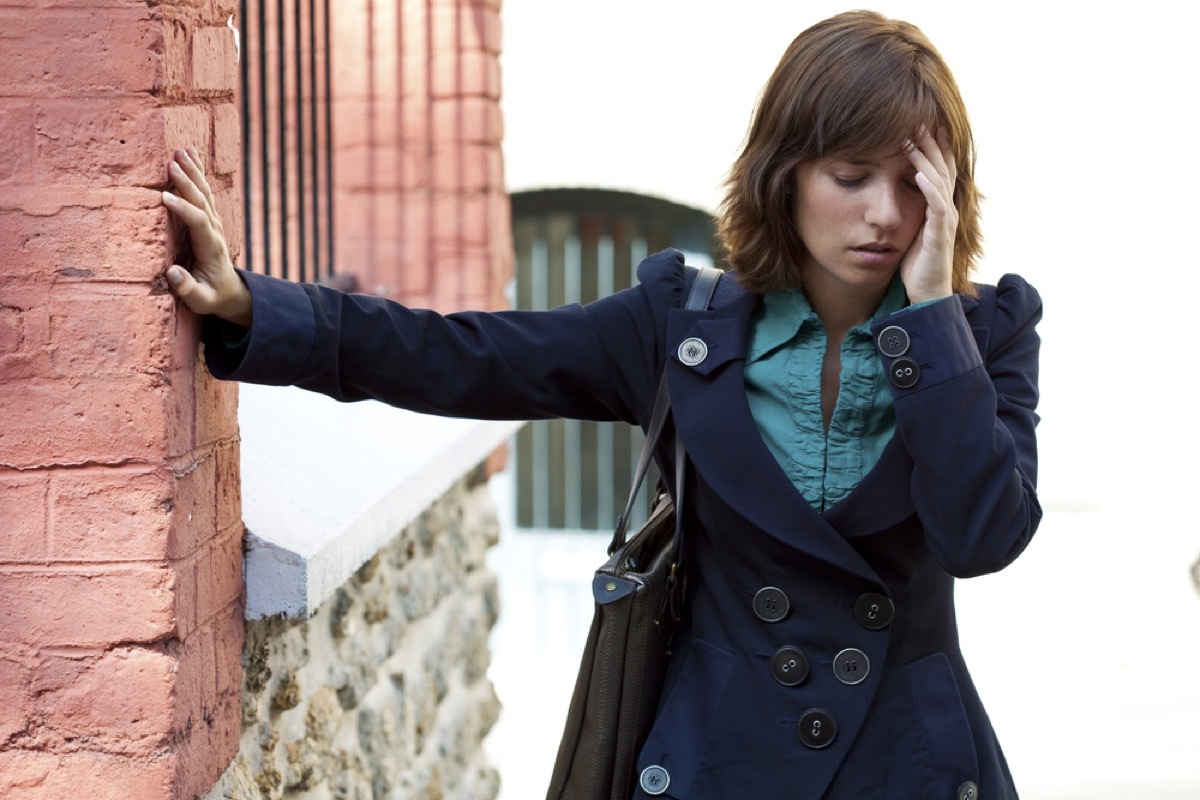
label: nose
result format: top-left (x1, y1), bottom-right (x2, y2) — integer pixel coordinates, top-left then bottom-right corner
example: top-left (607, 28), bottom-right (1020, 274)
top-left (864, 184), bottom-right (904, 230)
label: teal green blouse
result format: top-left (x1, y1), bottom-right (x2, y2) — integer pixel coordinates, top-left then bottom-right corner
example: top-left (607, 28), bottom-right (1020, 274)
top-left (745, 277), bottom-right (922, 512)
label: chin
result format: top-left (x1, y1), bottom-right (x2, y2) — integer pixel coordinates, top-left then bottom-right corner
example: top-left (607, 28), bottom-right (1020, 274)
top-left (840, 264), bottom-right (899, 288)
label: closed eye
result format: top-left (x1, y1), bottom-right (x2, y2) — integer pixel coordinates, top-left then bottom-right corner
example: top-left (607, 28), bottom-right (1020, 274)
top-left (833, 176), bottom-right (865, 188)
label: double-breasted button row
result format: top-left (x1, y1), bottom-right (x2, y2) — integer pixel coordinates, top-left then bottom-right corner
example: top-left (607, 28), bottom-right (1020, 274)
top-left (769, 645), bottom-right (872, 688)
top-left (876, 324), bottom-right (921, 388)
top-left (753, 587), bottom-right (894, 630)
top-left (755, 587), bottom-right (885, 741)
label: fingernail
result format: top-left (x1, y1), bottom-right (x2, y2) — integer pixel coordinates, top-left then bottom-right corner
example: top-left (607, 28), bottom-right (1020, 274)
top-left (166, 267), bottom-right (184, 285)
top-left (162, 190), bottom-right (176, 204)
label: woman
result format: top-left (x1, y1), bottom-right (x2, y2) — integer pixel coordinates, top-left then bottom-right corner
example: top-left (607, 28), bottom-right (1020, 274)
top-left (164, 10), bottom-right (1041, 799)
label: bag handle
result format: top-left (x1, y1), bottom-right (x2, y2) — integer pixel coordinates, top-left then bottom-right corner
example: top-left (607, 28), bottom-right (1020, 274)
top-left (609, 265), bottom-right (721, 555)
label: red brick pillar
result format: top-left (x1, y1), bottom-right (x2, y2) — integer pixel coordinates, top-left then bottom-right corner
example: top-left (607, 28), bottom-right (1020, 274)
top-left (0, 2), bottom-right (243, 797)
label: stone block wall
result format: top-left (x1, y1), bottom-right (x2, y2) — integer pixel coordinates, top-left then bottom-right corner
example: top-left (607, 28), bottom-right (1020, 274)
top-left (202, 473), bottom-right (502, 800)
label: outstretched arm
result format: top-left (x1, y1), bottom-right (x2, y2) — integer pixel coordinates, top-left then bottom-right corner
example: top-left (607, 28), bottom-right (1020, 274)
top-left (161, 148), bottom-right (253, 328)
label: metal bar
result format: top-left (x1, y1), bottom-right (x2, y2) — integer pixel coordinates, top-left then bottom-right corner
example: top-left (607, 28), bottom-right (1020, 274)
top-left (308, 0), bottom-right (320, 280)
top-left (276, 0), bottom-right (288, 280)
top-left (240, 0), bottom-right (252, 274)
top-left (323, 0), bottom-right (334, 277)
top-left (294, 0), bottom-right (306, 282)
top-left (258, 0), bottom-right (271, 276)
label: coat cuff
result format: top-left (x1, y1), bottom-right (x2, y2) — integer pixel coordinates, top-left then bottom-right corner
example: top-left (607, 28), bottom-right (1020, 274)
top-left (203, 270), bottom-right (316, 385)
top-left (869, 295), bottom-right (983, 396)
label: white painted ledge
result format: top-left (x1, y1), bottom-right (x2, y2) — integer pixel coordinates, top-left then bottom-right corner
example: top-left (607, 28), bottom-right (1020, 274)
top-left (238, 383), bottom-right (524, 620)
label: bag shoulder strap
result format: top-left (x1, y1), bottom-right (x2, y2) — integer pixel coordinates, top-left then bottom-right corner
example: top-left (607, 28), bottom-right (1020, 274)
top-left (609, 265), bottom-right (721, 554)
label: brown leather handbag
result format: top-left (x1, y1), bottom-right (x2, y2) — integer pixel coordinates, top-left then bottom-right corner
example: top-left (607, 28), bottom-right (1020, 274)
top-left (545, 265), bottom-right (721, 800)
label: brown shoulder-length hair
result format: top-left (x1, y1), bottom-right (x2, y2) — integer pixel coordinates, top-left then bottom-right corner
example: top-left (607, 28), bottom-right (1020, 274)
top-left (718, 10), bottom-right (982, 297)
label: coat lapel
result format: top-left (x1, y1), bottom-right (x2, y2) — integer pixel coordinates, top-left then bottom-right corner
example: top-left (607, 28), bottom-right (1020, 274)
top-left (822, 435), bottom-right (915, 537)
top-left (664, 284), bottom-right (881, 585)
top-left (662, 279), bottom-right (998, 573)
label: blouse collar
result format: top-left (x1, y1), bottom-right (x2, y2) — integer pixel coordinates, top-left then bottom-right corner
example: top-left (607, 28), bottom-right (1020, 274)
top-left (747, 274), bottom-right (909, 364)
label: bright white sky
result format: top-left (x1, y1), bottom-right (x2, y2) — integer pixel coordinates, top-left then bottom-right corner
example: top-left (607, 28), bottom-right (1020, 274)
top-left (501, 0), bottom-right (1200, 519)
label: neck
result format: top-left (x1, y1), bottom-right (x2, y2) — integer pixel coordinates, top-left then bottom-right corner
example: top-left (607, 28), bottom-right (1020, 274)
top-left (802, 272), bottom-right (889, 342)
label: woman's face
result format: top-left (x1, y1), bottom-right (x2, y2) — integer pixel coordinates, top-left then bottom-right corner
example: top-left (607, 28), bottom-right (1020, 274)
top-left (793, 149), bottom-right (927, 300)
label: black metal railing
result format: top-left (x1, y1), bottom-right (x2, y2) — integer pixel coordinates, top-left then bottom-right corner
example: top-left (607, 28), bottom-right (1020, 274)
top-left (239, 0), bottom-right (334, 282)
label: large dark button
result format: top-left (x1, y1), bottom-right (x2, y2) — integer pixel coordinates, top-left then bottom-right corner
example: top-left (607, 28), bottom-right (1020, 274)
top-left (833, 648), bottom-right (870, 685)
top-left (888, 356), bottom-right (920, 389)
top-left (677, 337), bottom-right (708, 367)
top-left (854, 592), bottom-right (894, 630)
top-left (771, 646), bottom-right (810, 686)
top-left (876, 325), bottom-right (910, 357)
top-left (753, 586), bottom-right (789, 623)
top-left (956, 780), bottom-right (979, 800)
top-left (797, 708), bottom-right (837, 749)
top-left (639, 765), bottom-right (670, 795)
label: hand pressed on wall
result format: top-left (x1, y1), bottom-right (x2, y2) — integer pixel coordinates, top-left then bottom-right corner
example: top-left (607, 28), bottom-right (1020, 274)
top-left (162, 148), bottom-right (253, 328)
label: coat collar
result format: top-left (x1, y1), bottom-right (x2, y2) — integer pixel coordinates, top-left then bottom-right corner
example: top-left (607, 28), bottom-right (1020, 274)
top-left (661, 274), bottom-right (999, 578)
top-left (664, 278), bottom-right (889, 584)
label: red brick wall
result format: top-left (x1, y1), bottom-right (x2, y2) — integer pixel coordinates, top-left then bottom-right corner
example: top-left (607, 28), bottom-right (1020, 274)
top-left (1, 0), bottom-right (510, 795)
top-left (0, 1), bottom-right (243, 797)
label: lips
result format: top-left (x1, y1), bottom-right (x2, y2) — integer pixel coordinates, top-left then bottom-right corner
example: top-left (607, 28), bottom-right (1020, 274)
top-left (853, 242), bottom-right (896, 254)
top-left (850, 243), bottom-right (898, 266)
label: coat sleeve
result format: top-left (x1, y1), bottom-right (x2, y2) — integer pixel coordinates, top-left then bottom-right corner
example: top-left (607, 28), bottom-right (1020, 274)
top-left (201, 251), bottom-right (693, 424)
top-left (870, 275), bottom-right (1043, 578)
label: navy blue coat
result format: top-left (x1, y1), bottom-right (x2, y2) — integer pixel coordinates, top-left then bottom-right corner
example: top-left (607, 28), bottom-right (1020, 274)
top-left (205, 249), bottom-right (1042, 800)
